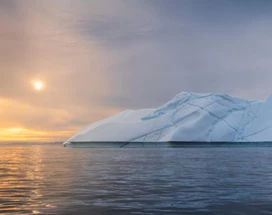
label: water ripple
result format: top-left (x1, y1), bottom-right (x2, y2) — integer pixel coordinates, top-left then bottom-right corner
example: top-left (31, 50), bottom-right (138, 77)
top-left (1, 145), bottom-right (272, 214)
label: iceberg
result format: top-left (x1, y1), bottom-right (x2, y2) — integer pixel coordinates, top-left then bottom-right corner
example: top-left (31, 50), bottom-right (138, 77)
top-left (64, 92), bottom-right (272, 147)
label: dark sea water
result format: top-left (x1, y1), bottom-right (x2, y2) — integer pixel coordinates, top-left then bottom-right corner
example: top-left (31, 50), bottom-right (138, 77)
top-left (1, 144), bottom-right (272, 215)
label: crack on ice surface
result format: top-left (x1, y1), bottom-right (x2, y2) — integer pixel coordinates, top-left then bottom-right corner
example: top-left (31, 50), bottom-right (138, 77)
top-left (232, 101), bottom-right (249, 141)
top-left (64, 92), bottom-right (272, 145)
top-left (141, 92), bottom-right (216, 121)
top-left (188, 102), bottom-right (244, 140)
top-left (243, 125), bottom-right (272, 139)
top-left (129, 99), bottom-right (220, 142)
top-left (141, 92), bottom-right (193, 121)
top-left (172, 99), bottom-right (220, 125)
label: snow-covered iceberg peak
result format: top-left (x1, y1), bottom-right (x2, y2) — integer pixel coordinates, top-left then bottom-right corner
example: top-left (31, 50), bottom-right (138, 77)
top-left (64, 91), bottom-right (272, 145)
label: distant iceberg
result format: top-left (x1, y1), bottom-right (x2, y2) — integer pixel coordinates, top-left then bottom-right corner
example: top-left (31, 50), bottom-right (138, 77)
top-left (64, 92), bottom-right (272, 147)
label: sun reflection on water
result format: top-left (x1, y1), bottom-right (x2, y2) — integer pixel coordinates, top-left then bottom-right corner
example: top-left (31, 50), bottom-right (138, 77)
top-left (0, 145), bottom-right (68, 214)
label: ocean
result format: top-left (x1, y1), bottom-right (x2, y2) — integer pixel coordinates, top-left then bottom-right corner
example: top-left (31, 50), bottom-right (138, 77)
top-left (1, 144), bottom-right (272, 214)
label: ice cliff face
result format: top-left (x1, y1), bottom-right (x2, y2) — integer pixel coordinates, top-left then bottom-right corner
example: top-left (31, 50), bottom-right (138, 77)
top-left (64, 92), bottom-right (272, 145)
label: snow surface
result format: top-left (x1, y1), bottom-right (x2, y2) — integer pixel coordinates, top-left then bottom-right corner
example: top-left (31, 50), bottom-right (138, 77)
top-left (64, 92), bottom-right (272, 145)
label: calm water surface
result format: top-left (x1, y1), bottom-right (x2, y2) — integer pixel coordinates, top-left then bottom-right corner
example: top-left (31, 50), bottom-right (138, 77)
top-left (1, 144), bottom-right (272, 214)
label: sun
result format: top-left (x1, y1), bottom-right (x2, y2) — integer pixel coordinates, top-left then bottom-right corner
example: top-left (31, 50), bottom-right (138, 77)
top-left (32, 80), bottom-right (45, 91)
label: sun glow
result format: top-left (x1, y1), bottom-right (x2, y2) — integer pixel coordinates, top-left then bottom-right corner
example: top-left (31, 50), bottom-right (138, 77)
top-left (32, 80), bottom-right (45, 91)
top-left (0, 127), bottom-right (73, 142)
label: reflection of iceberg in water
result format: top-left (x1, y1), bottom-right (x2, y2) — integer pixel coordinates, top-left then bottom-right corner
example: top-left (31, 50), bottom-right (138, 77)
top-left (64, 92), bottom-right (272, 147)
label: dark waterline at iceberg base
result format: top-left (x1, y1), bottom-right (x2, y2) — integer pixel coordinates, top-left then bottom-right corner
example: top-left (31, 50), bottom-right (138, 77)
top-left (64, 141), bottom-right (272, 148)
top-left (2, 144), bottom-right (272, 214)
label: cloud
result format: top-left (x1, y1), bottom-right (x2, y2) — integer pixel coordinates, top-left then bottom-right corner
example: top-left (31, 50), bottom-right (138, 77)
top-left (0, 0), bottom-right (114, 105)
top-left (100, 1), bottom-right (272, 108)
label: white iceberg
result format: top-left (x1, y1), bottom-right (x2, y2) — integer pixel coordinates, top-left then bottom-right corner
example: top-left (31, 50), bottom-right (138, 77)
top-left (64, 92), bottom-right (272, 147)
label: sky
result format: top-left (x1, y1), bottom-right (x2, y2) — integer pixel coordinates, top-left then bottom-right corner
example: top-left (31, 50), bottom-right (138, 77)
top-left (1, 0), bottom-right (272, 142)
